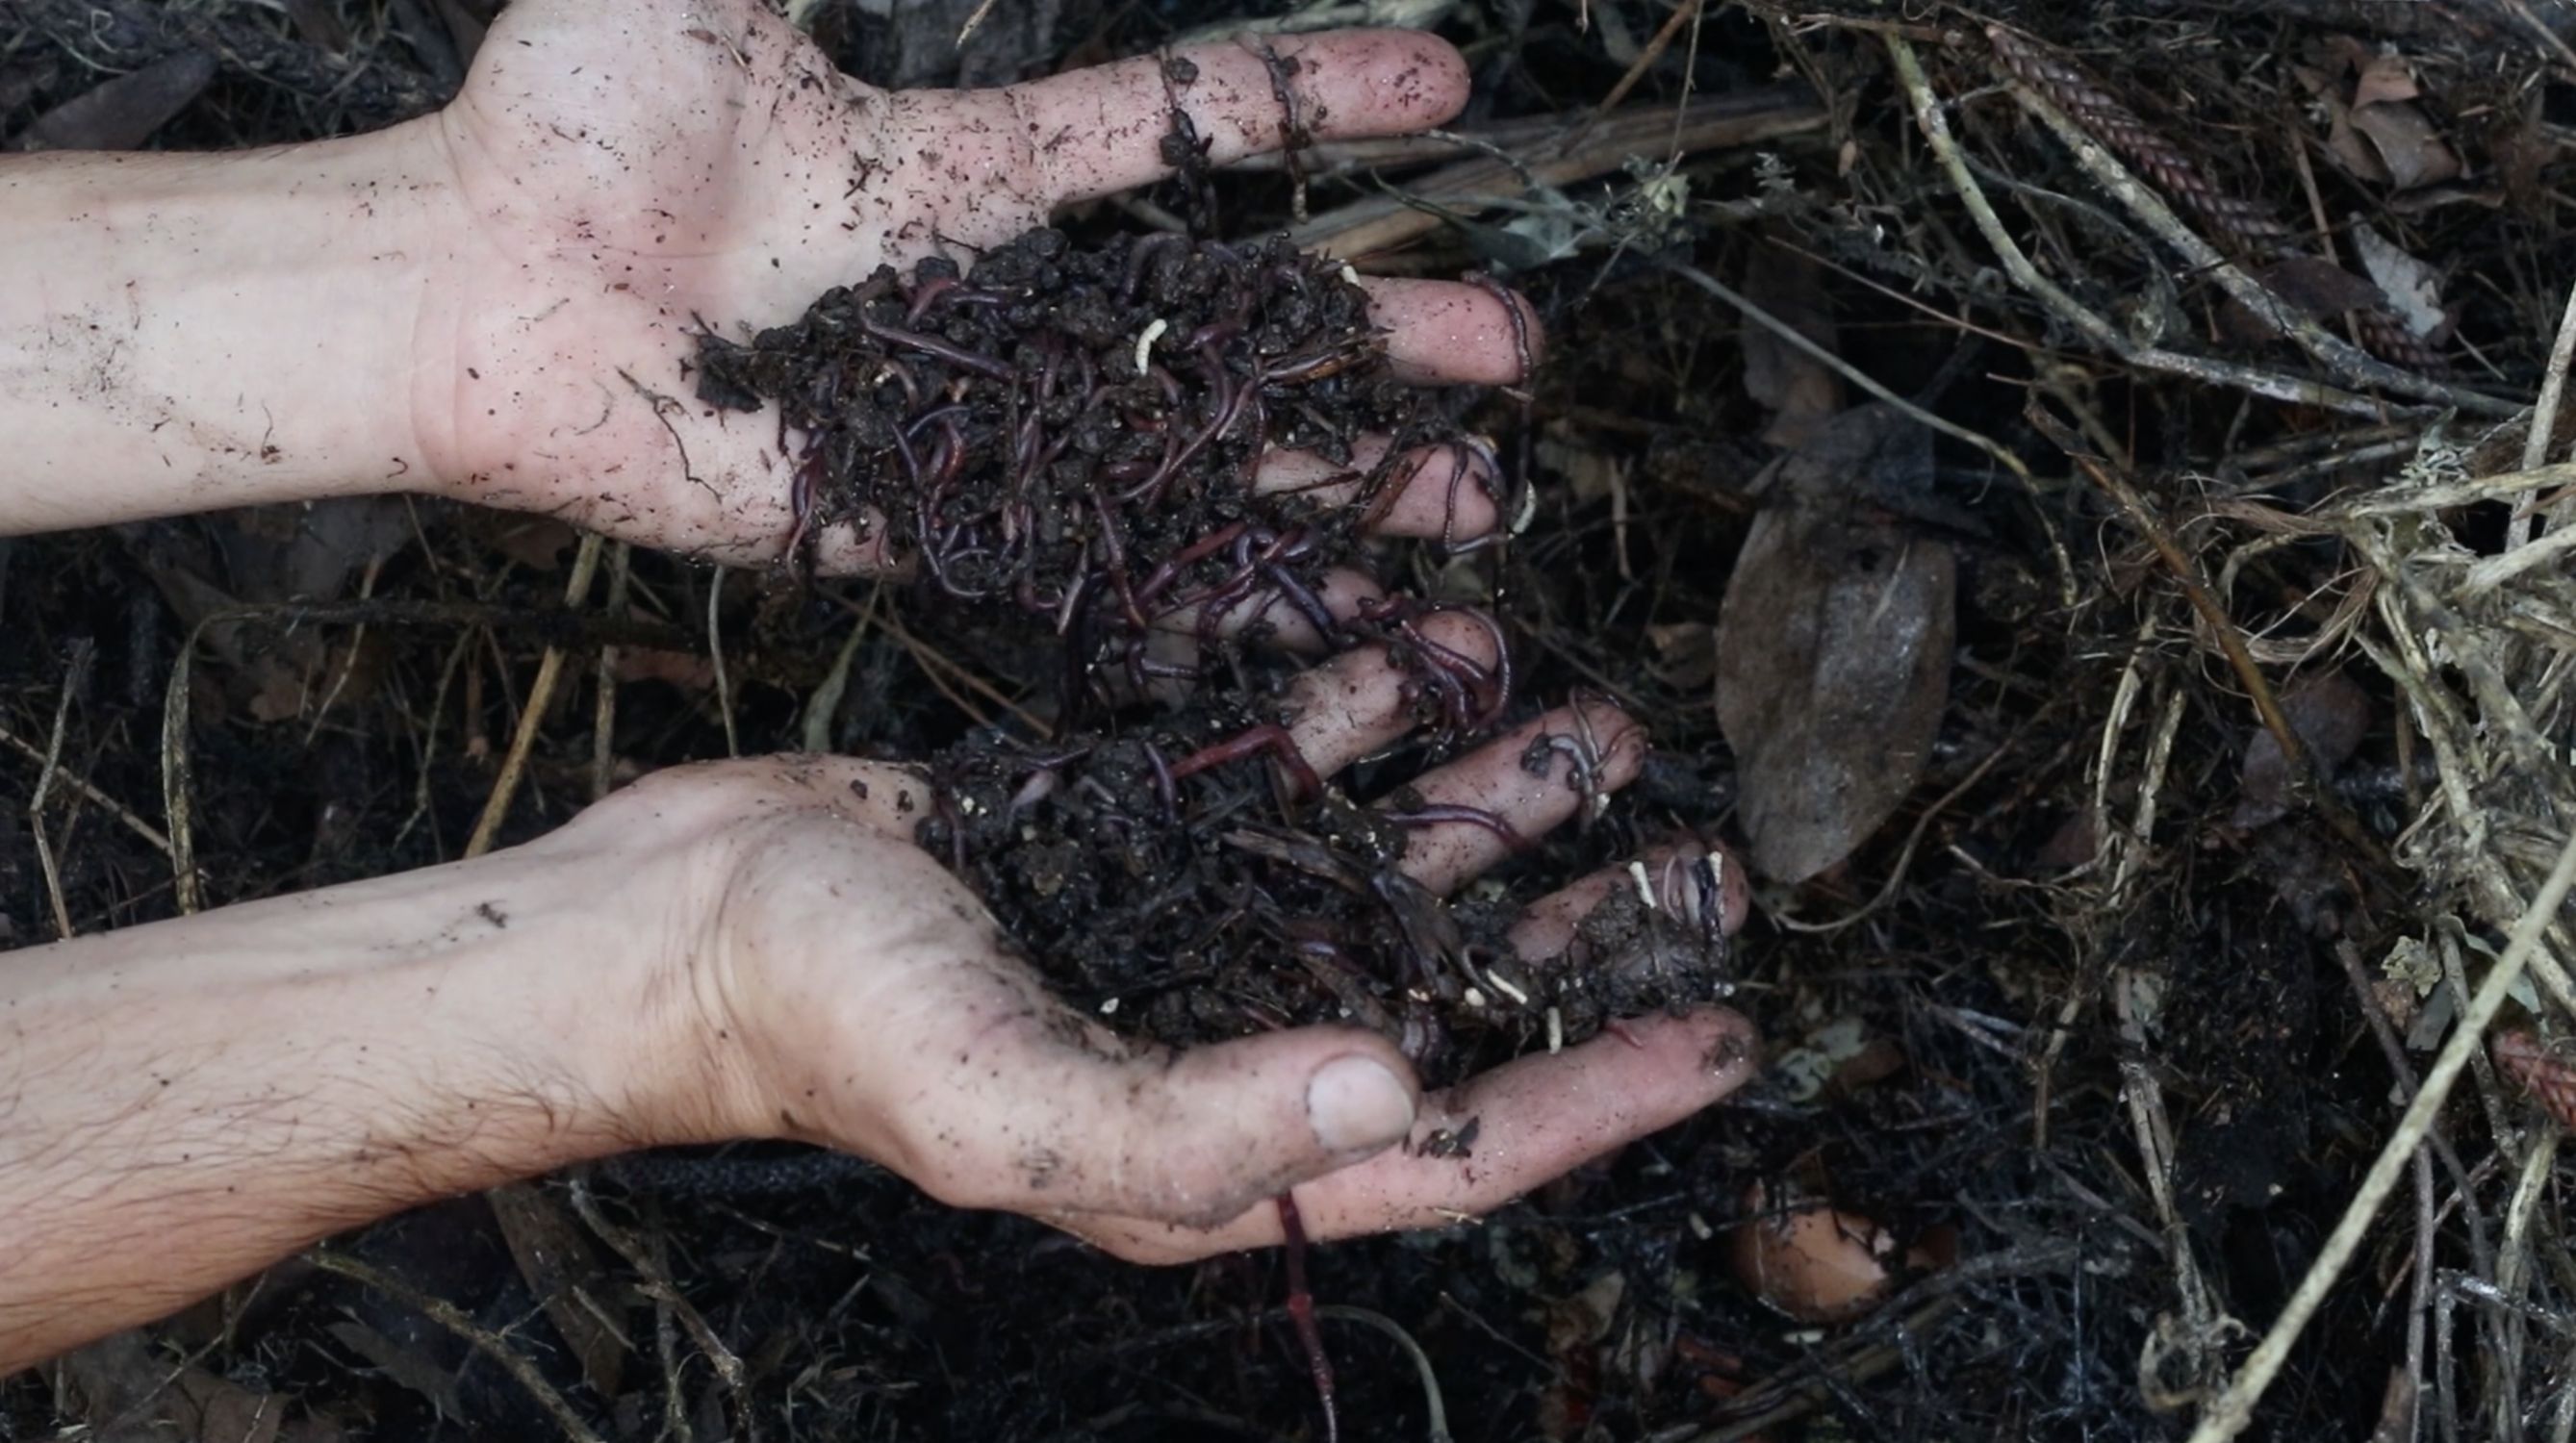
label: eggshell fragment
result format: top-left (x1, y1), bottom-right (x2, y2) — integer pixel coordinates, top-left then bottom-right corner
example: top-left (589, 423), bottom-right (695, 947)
top-left (1728, 1182), bottom-right (1947, 1324)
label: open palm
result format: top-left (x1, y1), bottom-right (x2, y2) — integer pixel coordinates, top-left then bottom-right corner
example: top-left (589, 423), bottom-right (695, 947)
top-left (413, 0), bottom-right (1526, 568)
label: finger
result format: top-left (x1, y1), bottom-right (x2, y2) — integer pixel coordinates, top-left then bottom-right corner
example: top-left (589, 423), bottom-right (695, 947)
top-left (1254, 436), bottom-right (1503, 540)
top-left (809, 508), bottom-right (903, 578)
top-left (882, 1003), bottom-right (1426, 1230)
top-left (1002, 31), bottom-right (1469, 208)
top-left (1069, 1006), bottom-right (1759, 1262)
top-left (1507, 837), bottom-right (1752, 961)
top-left (1361, 277), bottom-right (1546, 386)
top-left (1280, 608), bottom-right (1506, 776)
top-left (1388, 698), bottom-right (1646, 896)
top-left (1131, 565), bottom-right (1386, 705)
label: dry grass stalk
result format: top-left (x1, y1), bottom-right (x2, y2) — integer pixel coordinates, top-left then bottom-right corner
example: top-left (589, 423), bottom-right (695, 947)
top-left (1982, 26), bottom-right (2295, 255)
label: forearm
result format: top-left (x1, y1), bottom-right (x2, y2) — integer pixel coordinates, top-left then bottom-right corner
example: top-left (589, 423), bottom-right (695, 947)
top-left (0, 124), bottom-right (457, 532)
top-left (0, 842), bottom-right (678, 1374)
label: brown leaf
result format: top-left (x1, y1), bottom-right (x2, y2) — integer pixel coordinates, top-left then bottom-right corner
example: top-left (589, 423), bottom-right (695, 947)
top-left (486, 1181), bottom-right (629, 1396)
top-left (2348, 99), bottom-right (2461, 191)
top-left (2321, 95), bottom-right (2392, 186)
top-left (2232, 670), bottom-right (2372, 827)
top-left (1716, 406), bottom-right (1956, 883)
top-left (12, 50), bottom-right (214, 152)
top-left (2352, 52), bottom-right (2420, 109)
top-left (58, 1328), bottom-right (339, 1443)
top-left (2219, 258), bottom-right (2387, 345)
top-left (325, 1320), bottom-right (464, 1421)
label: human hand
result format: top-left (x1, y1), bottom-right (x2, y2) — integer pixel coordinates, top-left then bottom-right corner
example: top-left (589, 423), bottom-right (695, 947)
top-left (581, 646), bottom-right (1751, 1258)
top-left (412, 0), bottom-right (1529, 570)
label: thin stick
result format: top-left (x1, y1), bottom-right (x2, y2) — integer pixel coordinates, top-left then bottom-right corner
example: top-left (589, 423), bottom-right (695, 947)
top-left (565, 1178), bottom-right (753, 1440)
top-left (0, 722), bottom-right (168, 853)
top-left (31, 641), bottom-right (94, 940)
top-left (2186, 824), bottom-right (2576, 1443)
top-left (955, 0), bottom-right (1001, 44)
top-left (2036, 411), bottom-right (2386, 868)
top-left (707, 566), bottom-right (738, 759)
top-left (1593, 0), bottom-right (1699, 121)
top-left (1313, 1305), bottom-right (1450, 1443)
top-left (309, 1250), bottom-right (607, 1443)
top-left (591, 542), bottom-right (632, 801)
top-left (2514, 278), bottom-right (2576, 546)
top-left (2008, 79), bottom-right (2520, 418)
top-left (466, 531), bottom-right (606, 860)
top-left (1882, 37), bottom-right (2415, 422)
top-left (1659, 257), bottom-right (2079, 606)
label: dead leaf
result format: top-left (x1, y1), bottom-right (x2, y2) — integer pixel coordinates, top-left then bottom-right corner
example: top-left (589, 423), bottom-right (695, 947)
top-left (2350, 222), bottom-right (2448, 339)
top-left (616, 646), bottom-right (717, 691)
top-left (2304, 40), bottom-right (2461, 192)
top-left (1645, 620), bottom-right (1718, 690)
top-left (2348, 100), bottom-right (2461, 190)
top-left (485, 1181), bottom-right (629, 1397)
top-left (12, 50), bottom-right (215, 152)
top-left (1537, 422), bottom-right (1626, 505)
top-left (2352, 52), bottom-right (2419, 109)
top-left (474, 514), bottom-right (580, 572)
top-left (57, 1328), bottom-right (339, 1443)
top-left (325, 1320), bottom-right (464, 1421)
top-left (2220, 257), bottom-right (2386, 344)
top-left (1716, 405), bottom-right (1956, 883)
top-left (2232, 669), bottom-right (2372, 827)
top-left (1739, 240), bottom-right (1843, 451)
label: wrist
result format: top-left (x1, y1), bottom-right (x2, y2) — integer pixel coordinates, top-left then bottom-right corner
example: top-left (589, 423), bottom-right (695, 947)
top-left (0, 120), bottom-right (461, 529)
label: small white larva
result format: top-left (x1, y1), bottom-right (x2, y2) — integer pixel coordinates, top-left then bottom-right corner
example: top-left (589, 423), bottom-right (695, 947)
top-left (1133, 317), bottom-right (1168, 376)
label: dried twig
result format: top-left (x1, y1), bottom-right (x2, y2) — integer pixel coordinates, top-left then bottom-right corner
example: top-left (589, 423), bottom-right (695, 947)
top-left (1661, 257), bottom-right (2078, 606)
top-left (566, 1178), bottom-right (754, 1442)
top-left (30, 640), bottom-right (93, 939)
top-left (1983, 26), bottom-right (2293, 253)
top-left (0, 721), bottom-right (170, 855)
top-left (309, 1249), bottom-right (608, 1443)
top-left (1883, 37), bottom-right (2399, 421)
top-left (2029, 406), bottom-right (2385, 866)
top-left (1592, 0), bottom-right (1701, 120)
top-left (2186, 825), bottom-right (2576, 1443)
top-left (2513, 278), bottom-right (2576, 547)
top-left (2004, 73), bottom-right (2522, 418)
top-left (466, 530), bottom-right (606, 860)
top-left (1289, 89), bottom-right (1824, 259)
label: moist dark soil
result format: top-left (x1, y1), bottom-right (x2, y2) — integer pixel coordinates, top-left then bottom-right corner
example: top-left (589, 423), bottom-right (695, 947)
top-left (12, 2), bottom-right (2576, 1442)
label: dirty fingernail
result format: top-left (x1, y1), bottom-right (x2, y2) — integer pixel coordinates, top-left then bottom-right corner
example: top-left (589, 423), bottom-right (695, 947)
top-left (1307, 1055), bottom-right (1415, 1153)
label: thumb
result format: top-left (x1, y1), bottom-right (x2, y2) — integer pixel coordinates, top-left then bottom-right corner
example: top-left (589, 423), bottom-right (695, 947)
top-left (882, 1003), bottom-right (1421, 1231)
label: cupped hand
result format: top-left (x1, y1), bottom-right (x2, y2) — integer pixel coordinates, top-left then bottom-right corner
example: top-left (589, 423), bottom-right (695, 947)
top-left (412, 0), bottom-right (1529, 569)
top-left (568, 663), bottom-right (1751, 1261)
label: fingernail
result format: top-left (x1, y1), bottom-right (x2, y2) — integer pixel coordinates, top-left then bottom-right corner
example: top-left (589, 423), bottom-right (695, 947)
top-left (1307, 1055), bottom-right (1415, 1154)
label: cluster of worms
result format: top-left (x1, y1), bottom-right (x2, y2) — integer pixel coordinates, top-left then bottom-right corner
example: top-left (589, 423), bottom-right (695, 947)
top-left (696, 223), bottom-right (1720, 1080)
top-left (697, 227), bottom-right (1505, 715)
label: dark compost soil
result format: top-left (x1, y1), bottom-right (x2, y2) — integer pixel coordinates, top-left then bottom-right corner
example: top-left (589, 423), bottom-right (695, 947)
top-left (11, 2), bottom-right (2576, 1442)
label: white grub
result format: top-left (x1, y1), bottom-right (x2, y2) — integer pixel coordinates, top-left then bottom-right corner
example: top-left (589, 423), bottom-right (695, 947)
top-left (1628, 859), bottom-right (1657, 910)
top-left (1545, 1005), bottom-right (1565, 1054)
top-left (1133, 317), bottom-right (1168, 376)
